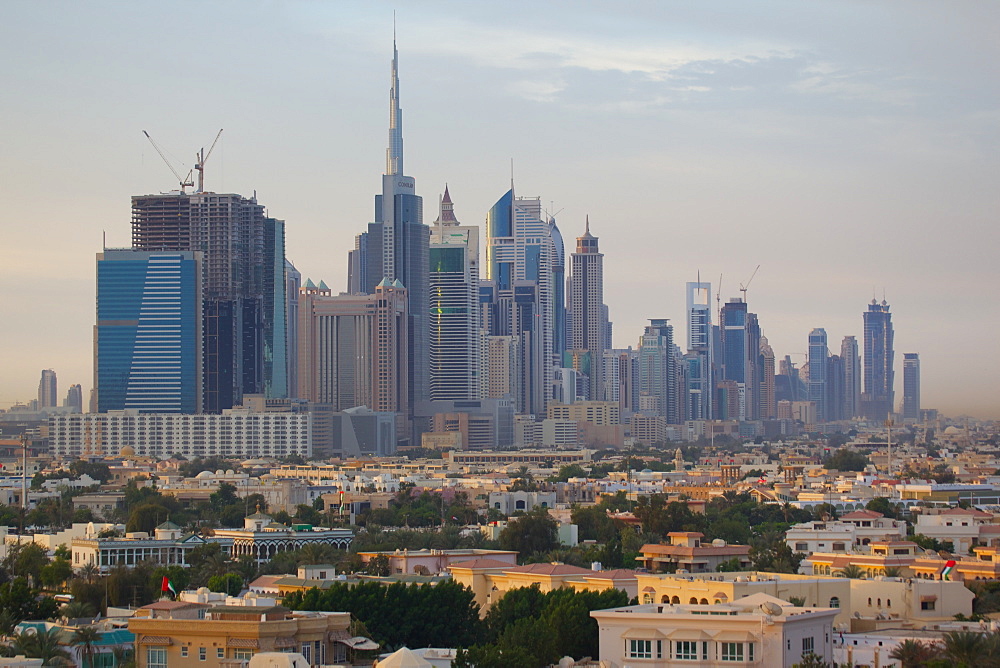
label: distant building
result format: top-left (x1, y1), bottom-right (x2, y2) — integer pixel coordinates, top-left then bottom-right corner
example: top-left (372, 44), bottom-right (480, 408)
top-left (841, 336), bottom-right (861, 419)
top-left (636, 533), bottom-right (751, 573)
top-left (212, 508), bottom-right (353, 564)
top-left (63, 384), bottom-right (83, 413)
top-left (808, 328), bottom-right (828, 422)
top-left (902, 353), bottom-right (920, 420)
top-left (37, 370), bottom-right (57, 409)
top-left (862, 299), bottom-right (894, 421)
top-left (71, 520), bottom-right (208, 573)
top-left (567, 217), bottom-right (608, 400)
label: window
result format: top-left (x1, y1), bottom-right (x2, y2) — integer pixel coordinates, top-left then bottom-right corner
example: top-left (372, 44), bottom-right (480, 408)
top-left (720, 642), bottom-right (745, 661)
top-left (795, 542), bottom-right (808, 551)
top-left (628, 639), bottom-right (652, 659)
top-left (829, 597), bottom-right (840, 608)
top-left (922, 600), bottom-right (936, 611)
top-left (147, 648), bottom-right (167, 668)
top-left (199, 647), bottom-right (206, 661)
top-left (234, 649), bottom-right (253, 661)
top-left (181, 646), bottom-right (188, 658)
top-left (802, 637), bottom-right (815, 654)
top-left (748, 643), bottom-right (755, 661)
top-left (674, 640), bottom-right (700, 660)
top-left (217, 648), bottom-right (224, 658)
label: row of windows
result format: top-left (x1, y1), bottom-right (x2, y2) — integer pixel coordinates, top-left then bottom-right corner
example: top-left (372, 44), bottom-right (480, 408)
top-left (627, 639), bottom-right (755, 662)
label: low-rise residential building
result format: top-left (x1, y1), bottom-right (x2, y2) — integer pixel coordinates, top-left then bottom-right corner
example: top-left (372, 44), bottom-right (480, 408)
top-left (785, 510), bottom-right (906, 555)
top-left (912, 507), bottom-right (998, 553)
top-left (71, 521), bottom-right (208, 573)
top-left (806, 540), bottom-right (922, 578)
top-left (129, 598), bottom-right (352, 667)
top-left (357, 548), bottom-right (517, 576)
top-left (486, 490), bottom-right (556, 514)
top-left (212, 509), bottom-right (353, 564)
top-left (636, 533), bottom-right (751, 574)
top-left (590, 593), bottom-right (838, 667)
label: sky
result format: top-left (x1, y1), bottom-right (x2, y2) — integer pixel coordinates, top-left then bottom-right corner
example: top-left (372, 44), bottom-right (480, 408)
top-left (2, 1), bottom-right (998, 419)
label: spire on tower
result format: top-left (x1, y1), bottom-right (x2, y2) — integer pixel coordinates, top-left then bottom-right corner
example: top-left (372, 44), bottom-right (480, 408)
top-left (386, 31), bottom-right (404, 176)
top-left (436, 184), bottom-right (458, 225)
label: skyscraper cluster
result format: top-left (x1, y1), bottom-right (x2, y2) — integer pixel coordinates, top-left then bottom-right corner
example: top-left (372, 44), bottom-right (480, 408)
top-left (86, 41), bottom-right (925, 451)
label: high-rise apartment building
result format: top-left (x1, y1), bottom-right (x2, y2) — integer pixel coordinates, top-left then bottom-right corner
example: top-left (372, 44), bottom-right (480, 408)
top-left (484, 189), bottom-right (564, 414)
top-left (346, 42), bottom-right (429, 438)
top-left (759, 336), bottom-right (776, 420)
top-left (480, 280), bottom-right (544, 415)
top-left (685, 282), bottom-right (713, 420)
top-left (902, 353), bottom-right (920, 420)
top-left (37, 370), bottom-right (57, 409)
top-left (297, 279), bottom-right (409, 441)
top-left (841, 335), bottom-right (861, 419)
top-left (603, 348), bottom-right (638, 422)
top-left (862, 299), bottom-right (894, 421)
top-left (567, 217), bottom-right (607, 401)
top-left (826, 354), bottom-right (845, 422)
top-left (719, 299), bottom-right (750, 420)
top-left (285, 260), bottom-right (301, 399)
top-left (428, 186), bottom-right (479, 401)
top-left (95, 250), bottom-right (203, 414)
top-left (808, 328), bottom-right (829, 423)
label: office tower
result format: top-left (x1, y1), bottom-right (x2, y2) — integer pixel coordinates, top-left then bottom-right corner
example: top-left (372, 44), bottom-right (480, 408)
top-left (719, 299), bottom-right (749, 420)
top-left (862, 299), bottom-right (895, 421)
top-left (64, 384), bottom-right (83, 413)
top-left (346, 41), bottom-right (429, 434)
top-left (826, 355), bottom-right (846, 422)
top-left (285, 260), bottom-right (301, 399)
top-left (37, 370), bottom-right (57, 409)
top-left (131, 186), bottom-right (284, 411)
top-left (841, 335), bottom-right (861, 419)
top-left (603, 348), bottom-right (638, 423)
top-left (297, 279), bottom-right (409, 441)
top-left (567, 217), bottom-right (607, 400)
top-left (759, 336), bottom-right (776, 419)
top-left (746, 312), bottom-right (762, 420)
top-left (480, 280), bottom-right (544, 414)
top-left (482, 335), bottom-right (520, 402)
top-left (638, 319), bottom-right (677, 423)
top-left (429, 186), bottom-right (479, 400)
top-left (95, 250), bottom-right (203, 413)
top-left (263, 218), bottom-right (288, 399)
top-left (685, 281), bottom-right (713, 420)
top-left (776, 355), bottom-right (804, 403)
top-left (808, 328), bottom-right (829, 422)
top-left (902, 353), bottom-right (920, 420)
top-left (485, 190), bottom-right (563, 413)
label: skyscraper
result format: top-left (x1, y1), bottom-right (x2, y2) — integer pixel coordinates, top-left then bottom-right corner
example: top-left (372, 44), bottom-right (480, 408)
top-left (862, 299), bottom-right (895, 421)
top-left (485, 189), bottom-right (563, 414)
top-left (638, 319), bottom-right (676, 423)
top-left (808, 328), bottom-right (829, 422)
top-left (347, 40), bottom-right (429, 439)
top-left (567, 217), bottom-right (607, 400)
top-left (759, 336), bottom-right (776, 420)
top-left (95, 249), bottom-right (203, 413)
top-left (841, 335), bottom-right (861, 419)
top-left (719, 299), bottom-right (749, 420)
top-left (429, 186), bottom-right (479, 401)
top-left (64, 384), bottom-right (83, 413)
top-left (685, 282), bottom-right (713, 420)
top-left (480, 280), bottom-right (544, 415)
top-left (37, 369), bottom-right (57, 409)
top-left (131, 188), bottom-right (285, 411)
top-left (902, 353), bottom-right (920, 420)
top-left (285, 260), bottom-right (301, 399)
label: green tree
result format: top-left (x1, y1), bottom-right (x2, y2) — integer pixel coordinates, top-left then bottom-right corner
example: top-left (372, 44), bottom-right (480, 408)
top-left (10, 627), bottom-right (71, 664)
top-left (866, 497), bottom-right (903, 520)
top-left (207, 573), bottom-right (243, 596)
top-left (366, 554), bottom-right (390, 576)
top-left (939, 630), bottom-right (984, 667)
top-left (571, 505), bottom-right (620, 542)
top-left (823, 448), bottom-right (869, 472)
top-left (548, 464), bottom-right (588, 482)
top-left (835, 564), bottom-right (866, 579)
top-left (888, 638), bottom-right (940, 668)
top-left (3, 543), bottom-right (50, 584)
top-left (71, 626), bottom-right (101, 668)
top-left (498, 507), bottom-right (558, 559)
top-left (39, 557), bottom-right (73, 588)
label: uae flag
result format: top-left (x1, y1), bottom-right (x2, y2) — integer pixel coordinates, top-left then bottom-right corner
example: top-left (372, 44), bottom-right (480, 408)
top-left (942, 560), bottom-right (957, 581)
top-left (161, 576), bottom-right (177, 597)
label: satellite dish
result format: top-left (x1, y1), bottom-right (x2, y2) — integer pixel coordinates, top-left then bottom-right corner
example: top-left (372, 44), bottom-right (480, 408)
top-left (761, 601), bottom-right (784, 615)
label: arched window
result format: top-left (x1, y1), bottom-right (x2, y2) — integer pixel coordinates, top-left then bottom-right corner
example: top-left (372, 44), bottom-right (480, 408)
top-left (672, 596), bottom-right (681, 604)
top-left (829, 597), bottom-right (840, 608)
top-left (689, 597), bottom-right (699, 604)
top-left (868, 598), bottom-right (872, 607)
top-left (887, 599), bottom-right (891, 607)
top-left (877, 598), bottom-right (882, 607)
top-left (643, 593), bottom-right (653, 604)
top-left (700, 598), bottom-right (708, 605)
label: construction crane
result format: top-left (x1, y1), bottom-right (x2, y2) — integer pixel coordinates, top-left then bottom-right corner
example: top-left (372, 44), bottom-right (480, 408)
top-left (739, 264), bottom-right (761, 302)
top-left (142, 130), bottom-right (194, 193)
top-left (715, 273), bottom-right (723, 323)
top-left (194, 129), bottom-right (223, 193)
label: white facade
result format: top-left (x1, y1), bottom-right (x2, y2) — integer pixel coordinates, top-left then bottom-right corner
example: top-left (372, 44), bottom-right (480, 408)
top-left (591, 594), bottom-right (837, 668)
top-left (49, 409), bottom-right (311, 459)
top-left (786, 511), bottom-right (907, 556)
top-left (913, 507), bottom-right (996, 553)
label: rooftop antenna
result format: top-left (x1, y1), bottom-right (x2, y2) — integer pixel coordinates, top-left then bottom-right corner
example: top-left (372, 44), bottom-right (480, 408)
top-left (143, 130), bottom-right (194, 193)
top-left (716, 273), bottom-right (723, 323)
top-left (740, 264), bottom-right (760, 302)
top-left (194, 129), bottom-right (223, 193)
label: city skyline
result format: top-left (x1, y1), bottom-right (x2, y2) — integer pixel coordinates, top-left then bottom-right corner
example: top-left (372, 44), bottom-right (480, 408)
top-left (2, 2), bottom-right (998, 418)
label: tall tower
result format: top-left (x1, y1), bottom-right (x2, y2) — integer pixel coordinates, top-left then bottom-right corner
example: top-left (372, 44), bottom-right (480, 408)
top-left (484, 189), bottom-right (562, 415)
top-left (685, 281), bottom-right (713, 420)
top-left (95, 250), bottom-right (203, 413)
top-left (808, 328), bottom-right (829, 423)
top-left (567, 217), bottom-right (607, 400)
top-left (841, 335), bottom-right (861, 419)
top-left (347, 40), bottom-right (428, 441)
top-left (862, 299), bottom-right (895, 421)
top-left (759, 336), bottom-right (776, 420)
top-left (638, 319), bottom-right (676, 423)
top-left (429, 186), bottom-right (480, 400)
top-left (902, 353), bottom-right (920, 420)
top-left (285, 260), bottom-right (301, 399)
top-left (719, 299), bottom-right (749, 420)
top-left (37, 370), bottom-right (57, 409)
top-left (64, 384), bottom-right (83, 413)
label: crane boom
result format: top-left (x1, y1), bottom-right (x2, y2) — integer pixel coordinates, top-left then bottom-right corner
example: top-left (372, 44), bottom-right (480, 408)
top-left (739, 264), bottom-right (761, 301)
top-left (143, 130), bottom-right (194, 192)
top-left (195, 128), bottom-right (223, 192)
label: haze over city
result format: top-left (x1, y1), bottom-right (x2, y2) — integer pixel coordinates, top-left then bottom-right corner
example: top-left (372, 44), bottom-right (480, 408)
top-left (2, 1), bottom-right (998, 418)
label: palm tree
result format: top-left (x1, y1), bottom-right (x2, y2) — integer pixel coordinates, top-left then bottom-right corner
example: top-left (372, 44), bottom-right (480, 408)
top-left (10, 627), bottom-right (71, 664)
top-left (883, 566), bottom-right (903, 578)
top-left (70, 626), bottom-right (101, 668)
top-left (889, 638), bottom-right (940, 668)
top-left (940, 630), bottom-right (984, 667)
top-left (111, 645), bottom-right (135, 668)
top-left (60, 600), bottom-right (96, 620)
top-left (835, 564), bottom-right (866, 579)
top-left (79, 562), bottom-right (100, 583)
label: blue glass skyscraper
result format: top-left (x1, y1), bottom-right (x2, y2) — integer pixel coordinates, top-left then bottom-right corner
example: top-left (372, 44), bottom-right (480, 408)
top-left (95, 250), bottom-right (202, 413)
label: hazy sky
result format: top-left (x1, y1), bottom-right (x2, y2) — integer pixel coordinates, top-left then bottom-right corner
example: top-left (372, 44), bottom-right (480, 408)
top-left (2, 1), bottom-right (998, 418)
